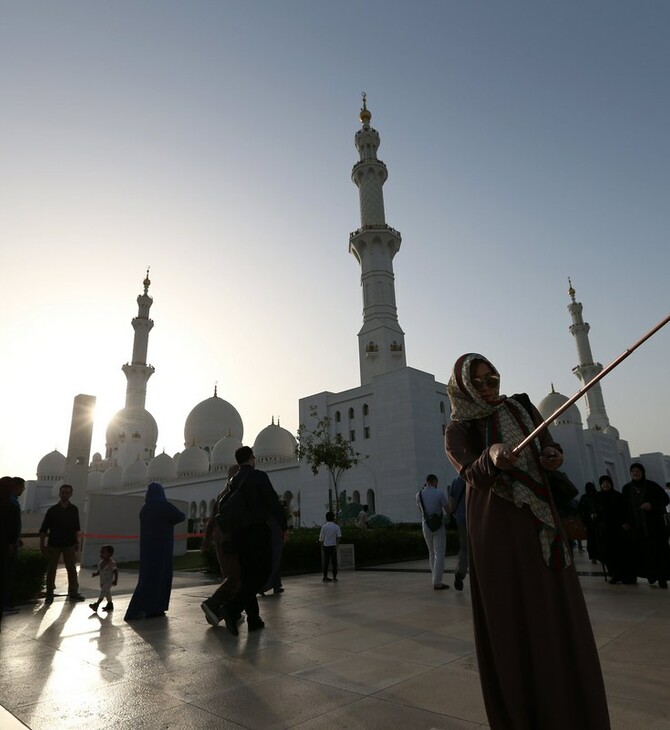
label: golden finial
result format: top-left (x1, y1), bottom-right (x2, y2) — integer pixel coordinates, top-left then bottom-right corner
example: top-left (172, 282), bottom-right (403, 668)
top-left (214, 382), bottom-right (218, 398)
top-left (359, 91), bottom-right (372, 125)
top-left (143, 266), bottom-right (151, 294)
top-left (568, 277), bottom-right (576, 303)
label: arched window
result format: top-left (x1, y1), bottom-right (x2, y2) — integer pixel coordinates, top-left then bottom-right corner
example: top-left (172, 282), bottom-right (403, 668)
top-left (348, 407), bottom-right (355, 419)
top-left (363, 403), bottom-right (369, 416)
top-left (335, 411), bottom-right (341, 422)
top-left (189, 502), bottom-right (197, 520)
top-left (439, 401), bottom-right (445, 414)
top-left (352, 490), bottom-right (361, 504)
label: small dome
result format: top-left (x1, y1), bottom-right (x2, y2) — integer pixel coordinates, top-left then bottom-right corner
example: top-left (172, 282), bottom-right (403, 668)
top-left (211, 435), bottom-right (243, 471)
top-left (537, 387), bottom-right (582, 426)
top-left (177, 445), bottom-right (210, 477)
top-left (101, 464), bottom-right (123, 490)
top-left (123, 458), bottom-right (148, 487)
top-left (184, 388), bottom-right (243, 450)
top-left (148, 452), bottom-right (177, 483)
top-left (604, 425), bottom-right (620, 439)
top-left (86, 470), bottom-right (103, 491)
top-left (253, 419), bottom-right (297, 463)
top-left (37, 450), bottom-right (66, 480)
top-left (91, 452), bottom-right (103, 463)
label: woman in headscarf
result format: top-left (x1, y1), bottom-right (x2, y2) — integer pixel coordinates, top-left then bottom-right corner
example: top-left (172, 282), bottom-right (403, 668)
top-left (621, 462), bottom-right (669, 588)
top-left (124, 482), bottom-right (186, 621)
top-left (445, 353), bottom-right (610, 730)
top-left (594, 475), bottom-right (631, 584)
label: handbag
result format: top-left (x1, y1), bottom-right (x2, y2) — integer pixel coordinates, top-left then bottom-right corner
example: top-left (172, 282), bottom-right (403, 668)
top-left (418, 491), bottom-right (444, 533)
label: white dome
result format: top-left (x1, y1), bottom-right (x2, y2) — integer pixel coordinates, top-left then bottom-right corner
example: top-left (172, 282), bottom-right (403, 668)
top-left (604, 425), bottom-right (620, 439)
top-left (123, 458), bottom-right (148, 487)
top-left (105, 407), bottom-right (158, 450)
top-left (86, 470), bottom-right (103, 491)
top-left (184, 389), bottom-right (243, 450)
top-left (101, 464), bottom-right (123, 490)
top-left (148, 452), bottom-right (177, 482)
top-left (253, 420), bottom-right (297, 463)
top-left (537, 388), bottom-right (582, 426)
top-left (211, 435), bottom-right (243, 471)
top-left (177, 445), bottom-right (210, 477)
top-left (91, 452), bottom-right (103, 463)
top-left (37, 450), bottom-right (66, 480)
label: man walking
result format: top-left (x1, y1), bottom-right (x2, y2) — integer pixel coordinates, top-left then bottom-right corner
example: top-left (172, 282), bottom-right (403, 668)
top-left (39, 484), bottom-right (85, 604)
top-left (202, 446), bottom-right (286, 634)
top-left (448, 476), bottom-right (468, 591)
top-left (417, 474), bottom-right (450, 590)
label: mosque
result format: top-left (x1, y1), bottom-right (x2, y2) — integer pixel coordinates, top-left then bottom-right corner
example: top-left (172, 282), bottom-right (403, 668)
top-left (22, 98), bottom-right (669, 540)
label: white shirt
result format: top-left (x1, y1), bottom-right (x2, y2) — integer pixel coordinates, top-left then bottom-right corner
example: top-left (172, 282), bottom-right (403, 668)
top-left (319, 521), bottom-right (341, 547)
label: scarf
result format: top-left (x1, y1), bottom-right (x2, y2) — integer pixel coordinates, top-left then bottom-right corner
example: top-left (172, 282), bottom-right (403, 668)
top-left (448, 353), bottom-right (571, 569)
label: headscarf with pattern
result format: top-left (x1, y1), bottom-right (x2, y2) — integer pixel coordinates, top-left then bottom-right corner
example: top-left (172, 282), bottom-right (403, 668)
top-left (447, 353), bottom-right (571, 569)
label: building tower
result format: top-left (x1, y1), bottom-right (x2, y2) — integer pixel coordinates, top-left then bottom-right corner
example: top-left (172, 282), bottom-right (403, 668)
top-left (568, 279), bottom-right (613, 432)
top-left (122, 268), bottom-right (155, 411)
top-left (349, 94), bottom-right (407, 385)
top-left (104, 270), bottom-right (158, 468)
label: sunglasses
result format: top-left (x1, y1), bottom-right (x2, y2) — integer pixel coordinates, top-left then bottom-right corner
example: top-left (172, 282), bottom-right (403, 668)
top-left (471, 374), bottom-right (500, 391)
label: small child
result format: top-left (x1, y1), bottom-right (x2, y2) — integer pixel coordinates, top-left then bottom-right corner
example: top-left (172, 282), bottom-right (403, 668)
top-left (319, 511), bottom-right (341, 582)
top-left (89, 545), bottom-right (118, 613)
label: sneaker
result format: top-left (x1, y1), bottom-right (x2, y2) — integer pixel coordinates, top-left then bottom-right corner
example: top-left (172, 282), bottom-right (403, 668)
top-left (68, 593), bottom-right (85, 602)
top-left (247, 618), bottom-right (265, 632)
top-left (322, 577), bottom-right (332, 582)
top-left (454, 573), bottom-right (464, 591)
top-left (200, 601), bottom-right (221, 627)
top-left (273, 587), bottom-right (285, 594)
top-left (433, 584), bottom-right (450, 590)
top-left (102, 603), bottom-right (114, 612)
top-left (89, 602), bottom-right (100, 612)
top-left (44, 594), bottom-right (54, 605)
top-left (219, 606), bottom-right (239, 637)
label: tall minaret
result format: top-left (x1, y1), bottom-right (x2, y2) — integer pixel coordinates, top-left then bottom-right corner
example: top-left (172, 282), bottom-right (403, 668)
top-left (349, 94), bottom-right (407, 385)
top-left (122, 268), bottom-right (155, 410)
top-left (568, 279), bottom-right (613, 432)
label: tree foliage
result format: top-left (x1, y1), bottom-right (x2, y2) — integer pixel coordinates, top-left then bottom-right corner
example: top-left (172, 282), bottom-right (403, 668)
top-left (296, 406), bottom-right (365, 516)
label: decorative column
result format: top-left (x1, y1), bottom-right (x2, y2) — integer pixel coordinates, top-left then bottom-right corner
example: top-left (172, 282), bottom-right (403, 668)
top-left (122, 269), bottom-right (155, 410)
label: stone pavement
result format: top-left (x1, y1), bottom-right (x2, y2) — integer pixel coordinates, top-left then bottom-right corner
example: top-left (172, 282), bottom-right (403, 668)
top-left (1, 551), bottom-right (669, 730)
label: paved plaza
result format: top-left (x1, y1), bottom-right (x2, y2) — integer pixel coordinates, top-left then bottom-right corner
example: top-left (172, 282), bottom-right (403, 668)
top-left (1, 551), bottom-right (669, 729)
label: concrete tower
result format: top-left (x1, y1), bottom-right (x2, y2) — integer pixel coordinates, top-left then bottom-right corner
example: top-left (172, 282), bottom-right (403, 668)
top-left (349, 94), bottom-right (407, 385)
top-left (568, 279), bottom-right (612, 432)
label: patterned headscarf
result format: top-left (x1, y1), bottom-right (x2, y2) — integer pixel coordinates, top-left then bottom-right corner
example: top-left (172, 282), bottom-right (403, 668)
top-left (448, 353), bottom-right (571, 569)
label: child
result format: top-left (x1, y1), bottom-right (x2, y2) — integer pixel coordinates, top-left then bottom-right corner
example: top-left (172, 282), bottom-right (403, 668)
top-left (89, 545), bottom-right (118, 613)
top-left (319, 512), bottom-right (341, 582)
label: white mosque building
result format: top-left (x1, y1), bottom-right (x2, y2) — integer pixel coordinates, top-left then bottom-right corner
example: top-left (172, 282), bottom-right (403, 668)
top-left (23, 98), bottom-right (669, 537)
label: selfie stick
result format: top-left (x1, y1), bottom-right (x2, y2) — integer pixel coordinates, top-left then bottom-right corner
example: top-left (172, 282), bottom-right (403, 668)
top-left (512, 312), bottom-right (670, 456)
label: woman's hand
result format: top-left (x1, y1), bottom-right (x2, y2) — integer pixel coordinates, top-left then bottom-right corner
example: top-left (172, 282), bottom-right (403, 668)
top-left (540, 446), bottom-right (563, 471)
top-left (489, 443), bottom-right (519, 470)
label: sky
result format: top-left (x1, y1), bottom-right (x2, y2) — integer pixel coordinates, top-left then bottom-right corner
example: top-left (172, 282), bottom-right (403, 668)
top-left (1, 1), bottom-right (669, 481)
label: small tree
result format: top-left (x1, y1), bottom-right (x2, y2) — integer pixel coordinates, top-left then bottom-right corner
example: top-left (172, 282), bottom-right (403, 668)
top-left (296, 406), bottom-right (365, 519)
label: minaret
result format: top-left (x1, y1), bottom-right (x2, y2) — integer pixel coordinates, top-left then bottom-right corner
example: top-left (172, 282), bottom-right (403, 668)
top-left (568, 279), bottom-right (612, 432)
top-left (122, 269), bottom-right (155, 410)
top-left (349, 94), bottom-right (407, 385)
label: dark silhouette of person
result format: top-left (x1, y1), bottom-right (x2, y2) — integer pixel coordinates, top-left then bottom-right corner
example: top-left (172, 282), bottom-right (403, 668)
top-left (578, 482), bottom-right (600, 564)
top-left (124, 482), bottom-right (185, 620)
top-left (217, 446), bottom-right (286, 635)
top-left (621, 463), bottom-right (670, 589)
top-left (594, 475), bottom-right (630, 584)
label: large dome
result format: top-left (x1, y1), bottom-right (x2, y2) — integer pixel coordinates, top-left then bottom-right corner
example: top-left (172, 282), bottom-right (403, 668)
top-left (253, 419), bottom-right (296, 464)
top-left (211, 435), bottom-right (243, 471)
top-left (148, 452), bottom-right (177, 483)
top-left (37, 450), bottom-right (66, 481)
top-left (177, 445), bottom-right (210, 477)
top-left (537, 387), bottom-right (582, 426)
top-left (105, 407), bottom-right (158, 450)
top-left (184, 388), bottom-right (243, 450)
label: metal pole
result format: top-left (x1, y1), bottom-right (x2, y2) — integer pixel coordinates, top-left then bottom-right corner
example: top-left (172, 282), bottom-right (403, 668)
top-left (512, 312), bottom-right (670, 456)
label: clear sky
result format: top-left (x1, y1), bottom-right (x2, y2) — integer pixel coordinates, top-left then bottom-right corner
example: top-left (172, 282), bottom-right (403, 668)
top-left (1, 1), bottom-right (668, 481)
